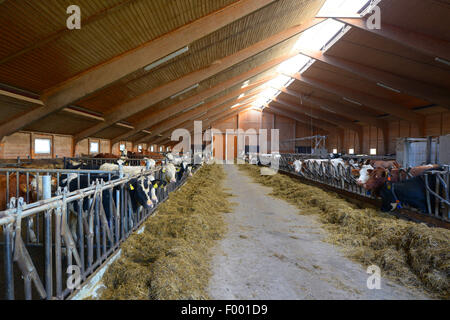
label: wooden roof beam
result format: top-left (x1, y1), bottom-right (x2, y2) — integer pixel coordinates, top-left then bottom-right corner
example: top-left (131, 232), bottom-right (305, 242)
top-left (267, 104), bottom-right (336, 133)
top-left (148, 104), bottom-right (255, 145)
top-left (335, 18), bottom-right (450, 62)
top-left (110, 71), bottom-right (277, 145)
top-left (284, 73), bottom-right (424, 133)
top-left (271, 97), bottom-right (363, 135)
top-left (277, 86), bottom-right (387, 129)
top-left (73, 18), bottom-right (326, 142)
top-left (0, 0), bottom-right (276, 141)
top-left (135, 94), bottom-right (260, 144)
top-left (296, 47), bottom-right (450, 110)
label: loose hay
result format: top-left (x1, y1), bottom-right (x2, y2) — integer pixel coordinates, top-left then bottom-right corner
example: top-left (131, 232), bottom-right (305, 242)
top-left (97, 164), bottom-right (233, 300)
top-left (239, 164), bottom-right (450, 299)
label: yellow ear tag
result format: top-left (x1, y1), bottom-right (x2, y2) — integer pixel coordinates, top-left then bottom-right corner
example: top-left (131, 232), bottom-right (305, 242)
top-left (129, 184), bottom-right (134, 190)
top-left (153, 183), bottom-right (158, 189)
top-left (176, 168), bottom-right (180, 172)
top-left (162, 169), bottom-right (166, 173)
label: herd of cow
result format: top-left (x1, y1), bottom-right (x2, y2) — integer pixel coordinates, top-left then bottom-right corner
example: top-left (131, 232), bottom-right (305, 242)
top-left (0, 152), bottom-right (201, 243)
top-left (290, 156), bottom-right (444, 214)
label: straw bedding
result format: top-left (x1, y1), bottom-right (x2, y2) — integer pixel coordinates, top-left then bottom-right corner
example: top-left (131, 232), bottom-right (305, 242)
top-left (97, 164), bottom-right (233, 300)
top-left (239, 164), bottom-right (450, 299)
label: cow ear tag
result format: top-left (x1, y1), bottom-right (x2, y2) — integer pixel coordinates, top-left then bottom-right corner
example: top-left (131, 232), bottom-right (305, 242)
top-left (162, 169), bottom-right (166, 173)
top-left (387, 184), bottom-right (391, 190)
top-left (129, 184), bottom-right (134, 190)
top-left (388, 177), bottom-right (391, 181)
top-left (153, 183), bottom-right (158, 189)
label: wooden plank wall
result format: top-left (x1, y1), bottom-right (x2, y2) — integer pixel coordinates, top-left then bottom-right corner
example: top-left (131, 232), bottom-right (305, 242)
top-left (0, 111), bottom-right (448, 159)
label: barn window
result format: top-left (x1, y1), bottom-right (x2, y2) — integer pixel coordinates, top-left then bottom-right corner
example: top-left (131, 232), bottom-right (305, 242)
top-left (34, 138), bottom-right (51, 154)
top-left (120, 144), bottom-right (126, 152)
top-left (90, 141), bottom-right (99, 154)
top-left (138, 145), bottom-right (143, 152)
top-left (160, 146), bottom-right (163, 152)
top-left (370, 148), bottom-right (377, 155)
top-left (332, 148), bottom-right (338, 154)
top-left (348, 148), bottom-right (355, 155)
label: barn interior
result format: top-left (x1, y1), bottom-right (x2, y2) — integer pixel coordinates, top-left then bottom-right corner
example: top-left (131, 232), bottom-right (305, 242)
top-left (0, 0), bottom-right (449, 301)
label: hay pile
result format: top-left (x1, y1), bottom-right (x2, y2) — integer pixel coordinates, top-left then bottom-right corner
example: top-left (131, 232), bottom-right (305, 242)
top-left (239, 164), bottom-right (450, 299)
top-left (97, 164), bottom-right (233, 300)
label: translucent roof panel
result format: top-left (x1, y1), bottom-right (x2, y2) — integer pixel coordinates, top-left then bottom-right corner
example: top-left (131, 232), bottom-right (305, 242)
top-left (292, 18), bottom-right (345, 52)
top-left (317, 0), bottom-right (370, 17)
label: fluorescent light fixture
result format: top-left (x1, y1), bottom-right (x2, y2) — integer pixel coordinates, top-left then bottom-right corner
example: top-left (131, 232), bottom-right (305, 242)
top-left (181, 101), bottom-right (204, 113)
top-left (170, 83), bottom-right (199, 99)
top-left (231, 103), bottom-right (241, 109)
top-left (377, 82), bottom-right (400, 93)
top-left (349, 148), bottom-right (355, 155)
top-left (370, 148), bottom-right (377, 155)
top-left (144, 46), bottom-right (189, 71)
top-left (343, 97), bottom-right (362, 106)
top-left (435, 57), bottom-right (450, 66)
top-left (320, 106), bottom-right (336, 114)
top-left (238, 94), bottom-right (245, 99)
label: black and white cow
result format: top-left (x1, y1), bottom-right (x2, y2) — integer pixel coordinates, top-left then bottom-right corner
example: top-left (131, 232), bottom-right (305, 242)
top-left (63, 173), bottom-right (156, 241)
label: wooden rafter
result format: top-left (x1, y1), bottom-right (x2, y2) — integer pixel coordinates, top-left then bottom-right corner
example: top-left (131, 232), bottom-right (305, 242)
top-left (0, 0), bottom-right (276, 141)
top-left (271, 97), bottom-right (363, 134)
top-left (335, 18), bottom-right (450, 62)
top-left (297, 47), bottom-right (450, 109)
top-left (277, 87), bottom-right (387, 129)
top-left (110, 71), bottom-right (277, 144)
top-left (284, 73), bottom-right (424, 132)
top-left (73, 18), bottom-right (326, 142)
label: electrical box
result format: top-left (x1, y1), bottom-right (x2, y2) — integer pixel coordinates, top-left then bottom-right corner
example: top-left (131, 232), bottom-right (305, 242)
top-left (438, 134), bottom-right (450, 165)
top-left (396, 137), bottom-right (438, 167)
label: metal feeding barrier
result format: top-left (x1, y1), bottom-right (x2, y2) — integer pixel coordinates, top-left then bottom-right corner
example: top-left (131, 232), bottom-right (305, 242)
top-left (0, 158), bottom-right (194, 300)
top-left (258, 153), bottom-right (450, 223)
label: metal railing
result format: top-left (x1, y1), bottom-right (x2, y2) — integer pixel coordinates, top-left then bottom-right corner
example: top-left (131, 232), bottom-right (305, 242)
top-left (258, 153), bottom-right (449, 222)
top-left (0, 161), bottom-right (194, 300)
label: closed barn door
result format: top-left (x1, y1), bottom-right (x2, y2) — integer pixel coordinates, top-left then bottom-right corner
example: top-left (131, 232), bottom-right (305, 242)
top-left (212, 133), bottom-right (226, 162)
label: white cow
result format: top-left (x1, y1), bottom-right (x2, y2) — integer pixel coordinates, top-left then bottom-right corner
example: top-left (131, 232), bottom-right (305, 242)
top-left (355, 164), bottom-right (374, 185)
top-left (162, 163), bottom-right (177, 183)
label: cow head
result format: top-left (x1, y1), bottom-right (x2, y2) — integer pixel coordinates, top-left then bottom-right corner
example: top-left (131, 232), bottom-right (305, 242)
top-left (293, 160), bottom-right (303, 173)
top-left (162, 164), bottom-right (177, 183)
top-left (128, 176), bottom-right (154, 209)
top-left (356, 165), bottom-right (374, 186)
top-left (363, 167), bottom-right (388, 193)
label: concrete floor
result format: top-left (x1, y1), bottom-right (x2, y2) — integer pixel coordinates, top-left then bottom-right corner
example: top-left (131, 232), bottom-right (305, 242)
top-left (208, 164), bottom-right (429, 300)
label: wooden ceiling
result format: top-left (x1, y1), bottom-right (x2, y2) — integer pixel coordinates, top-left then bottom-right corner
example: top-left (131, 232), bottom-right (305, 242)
top-left (0, 0), bottom-right (449, 146)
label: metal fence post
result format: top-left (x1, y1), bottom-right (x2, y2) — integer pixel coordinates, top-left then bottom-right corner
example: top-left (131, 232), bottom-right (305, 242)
top-left (43, 175), bottom-right (53, 299)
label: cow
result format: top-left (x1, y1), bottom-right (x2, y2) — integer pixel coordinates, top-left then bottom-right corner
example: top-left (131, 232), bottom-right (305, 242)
top-left (353, 164), bottom-right (375, 186)
top-left (162, 163), bottom-right (177, 184)
top-left (94, 153), bottom-right (119, 159)
top-left (98, 160), bottom-right (155, 175)
top-left (378, 174), bottom-right (442, 213)
top-left (364, 159), bottom-right (400, 169)
top-left (0, 173), bottom-right (57, 242)
top-left (64, 172), bottom-right (157, 241)
top-left (362, 164), bottom-right (442, 195)
top-left (64, 159), bottom-right (100, 170)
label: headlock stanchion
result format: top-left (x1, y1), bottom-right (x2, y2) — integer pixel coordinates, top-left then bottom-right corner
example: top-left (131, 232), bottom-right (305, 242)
top-left (0, 155), bottom-right (198, 300)
top-left (253, 153), bottom-right (450, 223)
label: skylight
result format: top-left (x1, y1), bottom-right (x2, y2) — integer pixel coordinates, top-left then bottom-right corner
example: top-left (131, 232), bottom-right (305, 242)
top-left (250, 1), bottom-right (369, 110)
top-left (317, 0), bottom-right (370, 17)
